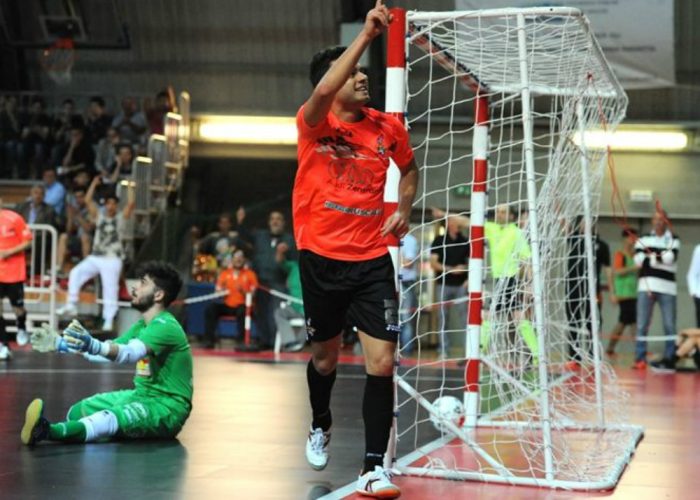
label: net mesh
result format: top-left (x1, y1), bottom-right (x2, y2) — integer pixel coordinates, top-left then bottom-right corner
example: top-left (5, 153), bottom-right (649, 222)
top-left (395, 8), bottom-right (640, 487)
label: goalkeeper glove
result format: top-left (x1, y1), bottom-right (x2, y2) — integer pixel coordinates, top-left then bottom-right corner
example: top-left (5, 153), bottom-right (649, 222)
top-left (63, 320), bottom-right (109, 356)
top-left (30, 323), bottom-right (70, 353)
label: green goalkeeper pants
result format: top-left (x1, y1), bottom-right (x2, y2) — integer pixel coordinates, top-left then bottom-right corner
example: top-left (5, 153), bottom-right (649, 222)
top-left (66, 389), bottom-right (191, 439)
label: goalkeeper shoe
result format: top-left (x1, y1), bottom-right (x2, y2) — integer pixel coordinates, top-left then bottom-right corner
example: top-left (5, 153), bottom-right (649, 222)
top-left (305, 426), bottom-right (331, 471)
top-left (21, 399), bottom-right (49, 446)
top-left (356, 466), bottom-right (401, 499)
top-left (0, 344), bottom-right (10, 360)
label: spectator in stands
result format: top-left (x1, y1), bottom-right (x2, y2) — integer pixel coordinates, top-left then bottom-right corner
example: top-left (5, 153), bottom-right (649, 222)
top-left (16, 184), bottom-right (58, 274)
top-left (42, 167), bottom-right (66, 217)
top-left (273, 242), bottom-right (305, 352)
top-left (15, 184), bottom-right (58, 228)
top-left (686, 242), bottom-right (700, 328)
top-left (607, 228), bottom-right (639, 356)
top-left (56, 186), bottom-right (94, 274)
top-left (109, 143), bottom-right (134, 178)
top-left (203, 249), bottom-right (258, 349)
top-left (18, 97), bottom-right (51, 179)
top-left (430, 216), bottom-right (469, 359)
top-left (57, 125), bottom-right (96, 183)
top-left (112, 97), bottom-right (147, 146)
top-left (0, 95), bottom-right (21, 178)
top-left (145, 90), bottom-right (174, 136)
top-left (85, 96), bottom-right (113, 145)
top-left (50, 98), bottom-right (82, 168)
top-left (95, 127), bottom-right (120, 173)
top-left (95, 143), bottom-right (134, 203)
top-left (57, 176), bottom-right (135, 331)
top-left (70, 170), bottom-right (92, 193)
top-left (199, 212), bottom-right (249, 268)
top-left (239, 208), bottom-right (296, 351)
top-left (0, 197), bottom-right (32, 360)
top-left (399, 232), bottom-right (419, 354)
top-left (633, 209), bottom-right (680, 370)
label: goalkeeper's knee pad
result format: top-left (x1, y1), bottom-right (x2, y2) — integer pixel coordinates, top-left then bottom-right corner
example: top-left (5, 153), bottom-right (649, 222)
top-left (80, 410), bottom-right (119, 442)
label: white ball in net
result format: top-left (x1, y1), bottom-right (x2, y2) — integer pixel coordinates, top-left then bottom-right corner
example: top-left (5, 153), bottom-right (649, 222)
top-left (430, 396), bottom-right (465, 433)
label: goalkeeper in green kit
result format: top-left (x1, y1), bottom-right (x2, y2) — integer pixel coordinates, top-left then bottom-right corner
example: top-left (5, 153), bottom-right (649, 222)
top-left (21, 261), bottom-right (193, 446)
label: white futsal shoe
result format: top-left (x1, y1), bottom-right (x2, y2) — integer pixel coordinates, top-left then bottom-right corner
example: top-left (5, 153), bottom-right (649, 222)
top-left (356, 466), bottom-right (401, 498)
top-left (0, 343), bottom-right (11, 360)
top-left (305, 426), bottom-right (331, 470)
top-left (101, 319), bottom-right (114, 331)
top-left (16, 328), bottom-right (29, 346)
top-left (56, 303), bottom-right (78, 317)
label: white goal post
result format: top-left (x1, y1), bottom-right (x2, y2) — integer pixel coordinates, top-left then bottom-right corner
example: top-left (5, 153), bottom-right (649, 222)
top-left (383, 6), bottom-right (643, 490)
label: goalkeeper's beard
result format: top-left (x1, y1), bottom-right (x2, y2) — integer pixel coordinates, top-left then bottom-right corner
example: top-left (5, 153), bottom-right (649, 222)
top-left (132, 291), bottom-right (156, 312)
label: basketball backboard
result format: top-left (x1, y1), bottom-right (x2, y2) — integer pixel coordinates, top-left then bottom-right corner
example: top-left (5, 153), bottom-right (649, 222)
top-left (0, 0), bottom-right (130, 49)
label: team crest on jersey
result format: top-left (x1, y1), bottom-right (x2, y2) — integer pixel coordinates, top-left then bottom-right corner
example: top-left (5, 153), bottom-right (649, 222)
top-left (136, 358), bottom-right (151, 377)
top-left (376, 134), bottom-right (387, 158)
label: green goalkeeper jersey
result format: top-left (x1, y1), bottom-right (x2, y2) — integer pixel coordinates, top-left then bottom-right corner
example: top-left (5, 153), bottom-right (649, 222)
top-left (114, 311), bottom-right (193, 408)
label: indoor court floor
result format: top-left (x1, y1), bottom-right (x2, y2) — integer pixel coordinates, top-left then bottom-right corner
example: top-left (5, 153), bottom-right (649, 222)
top-left (0, 346), bottom-right (698, 500)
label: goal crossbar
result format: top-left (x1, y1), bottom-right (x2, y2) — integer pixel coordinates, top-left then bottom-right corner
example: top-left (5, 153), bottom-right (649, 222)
top-left (407, 10), bottom-right (625, 100)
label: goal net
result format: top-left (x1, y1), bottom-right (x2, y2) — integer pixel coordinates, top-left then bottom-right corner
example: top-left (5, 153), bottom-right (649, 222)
top-left (384, 7), bottom-right (643, 489)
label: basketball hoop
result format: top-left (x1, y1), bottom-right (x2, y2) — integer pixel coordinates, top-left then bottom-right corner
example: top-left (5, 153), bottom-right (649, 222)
top-left (40, 37), bottom-right (75, 86)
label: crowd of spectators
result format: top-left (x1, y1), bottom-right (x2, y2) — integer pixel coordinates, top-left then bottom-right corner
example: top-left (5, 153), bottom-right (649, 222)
top-left (191, 207), bottom-right (302, 352)
top-left (0, 91), bottom-right (174, 276)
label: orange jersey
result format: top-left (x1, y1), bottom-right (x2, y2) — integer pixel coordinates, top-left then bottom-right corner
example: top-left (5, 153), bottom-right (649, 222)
top-left (217, 267), bottom-right (258, 308)
top-left (293, 105), bottom-right (414, 261)
top-left (0, 209), bottom-right (32, 283)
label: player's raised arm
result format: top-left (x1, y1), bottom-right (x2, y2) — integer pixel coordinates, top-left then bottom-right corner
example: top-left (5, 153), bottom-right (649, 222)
top-left (303, 0), bottom-right (391, 127)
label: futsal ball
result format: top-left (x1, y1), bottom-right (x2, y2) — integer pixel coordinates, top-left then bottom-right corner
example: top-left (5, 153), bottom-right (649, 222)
top-left (430, 396), bottom-right (465, 433)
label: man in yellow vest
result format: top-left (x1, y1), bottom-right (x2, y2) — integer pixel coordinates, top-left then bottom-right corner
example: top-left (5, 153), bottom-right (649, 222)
top-left (431, 205), bottom-right (538, 362)
top-left (485, 205), bottom-right (538, 364)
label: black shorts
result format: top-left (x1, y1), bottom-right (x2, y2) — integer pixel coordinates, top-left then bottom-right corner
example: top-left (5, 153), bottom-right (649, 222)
top-left (0, 282), bottom-right (25, 308)
top-left (493, 276), bottom-right (521, 312)
top-left (299, 250), bottom-right (399, 343)
top-left (618, 298), bottom-right (636, 325)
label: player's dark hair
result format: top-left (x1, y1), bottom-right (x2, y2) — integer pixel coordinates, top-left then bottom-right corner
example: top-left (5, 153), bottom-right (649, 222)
top-left (309, 46), bottom-right (347, 87)
top-left (135, 261), bottom-right (183, 307)
top-left (622, 228), bottom-right (638, 238)
top-left (105, 193), bottom-right (120, 204)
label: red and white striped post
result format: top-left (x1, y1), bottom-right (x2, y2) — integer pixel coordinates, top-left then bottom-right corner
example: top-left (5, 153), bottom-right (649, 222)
top-left (384, 7), bottom-right (407, 282)
top-left (465, 94), bottom-right (489, 430)
top-left (383, 6), bottom-right (406, 470)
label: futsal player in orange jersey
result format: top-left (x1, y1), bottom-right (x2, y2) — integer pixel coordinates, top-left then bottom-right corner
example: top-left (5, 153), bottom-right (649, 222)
top-left (294, 2), bottom-right (418, 497)
top-left (0, 198), bottom-right (33, 359)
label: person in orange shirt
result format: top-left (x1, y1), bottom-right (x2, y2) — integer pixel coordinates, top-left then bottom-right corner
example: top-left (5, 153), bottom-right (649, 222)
top-left (202, 249), bottom-right (258, 348)
top-left (0, 197), bottom-right (33, 359)
top-left (294, 3), bottom-right (418, 497)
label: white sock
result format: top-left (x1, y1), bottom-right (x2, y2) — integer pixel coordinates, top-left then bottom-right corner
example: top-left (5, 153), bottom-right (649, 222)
top-left (79, 410), bottom-right (119, 442)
